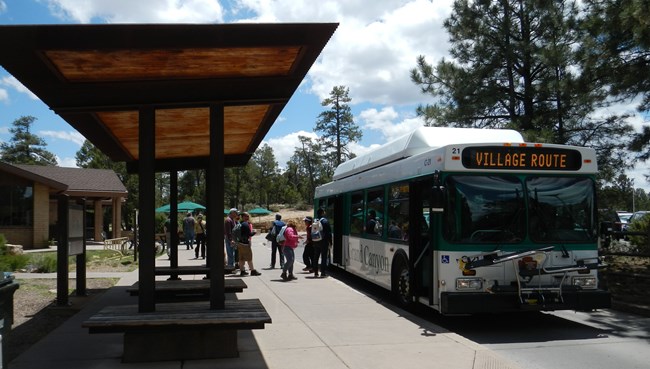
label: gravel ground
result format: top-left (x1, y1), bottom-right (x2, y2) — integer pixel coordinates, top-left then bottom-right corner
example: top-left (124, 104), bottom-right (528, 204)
top-left (6, 278), bottom-right (118, 364)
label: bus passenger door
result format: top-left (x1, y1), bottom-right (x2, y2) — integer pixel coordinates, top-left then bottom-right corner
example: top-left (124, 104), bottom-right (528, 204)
top-left (332, 196), bottom-right (344, 265)
top-left (409, 179), bottom-right (434, 305)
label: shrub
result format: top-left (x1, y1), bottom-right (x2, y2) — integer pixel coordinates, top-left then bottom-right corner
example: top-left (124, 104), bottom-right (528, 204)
top-left (0, 233), bottom-right (30, 271)
top-left (29, 253), bottom-right (58, 273)
top-left (628, 217), bottom-right (650, 253)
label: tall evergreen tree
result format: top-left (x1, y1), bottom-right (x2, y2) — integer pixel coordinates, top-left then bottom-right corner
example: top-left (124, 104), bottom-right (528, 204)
top-left (582, 0), bottom-right (650, 174)
top-left (248, 144), bottom-right (279, 208)
top-left (315, 86), bottom-right (362, 166)
top-left (76, 139), bottom-right (139, 230)
top-left (410, 0), bottom-right (633, 182)
top-left (1, 116), bottom-right (58, 165)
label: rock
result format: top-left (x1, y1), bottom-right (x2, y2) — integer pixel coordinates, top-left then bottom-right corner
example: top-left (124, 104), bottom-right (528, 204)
top-left (5, 244), bottom-right (24, 255)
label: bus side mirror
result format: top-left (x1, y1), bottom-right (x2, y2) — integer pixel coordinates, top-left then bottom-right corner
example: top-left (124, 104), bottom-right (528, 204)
top-left (431, 186), bottom-right (444, 213)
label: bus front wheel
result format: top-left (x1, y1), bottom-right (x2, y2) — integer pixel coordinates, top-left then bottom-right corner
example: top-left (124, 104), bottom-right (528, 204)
top-left (391, 253), bottom-right (412, 308)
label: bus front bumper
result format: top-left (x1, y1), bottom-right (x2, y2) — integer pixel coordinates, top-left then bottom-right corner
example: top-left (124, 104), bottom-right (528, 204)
top-left (440, 289), bottom-right (611, 315)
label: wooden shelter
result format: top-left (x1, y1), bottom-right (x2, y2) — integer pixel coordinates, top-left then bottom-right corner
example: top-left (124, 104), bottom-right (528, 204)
top-left (0, 23), bottom-right (337, 360)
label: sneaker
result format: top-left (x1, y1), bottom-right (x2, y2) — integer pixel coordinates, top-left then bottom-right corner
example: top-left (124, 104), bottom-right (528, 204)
top-left (302, 267), bottom-right (310, 271)
top-left (269, 264), bottom-right (275, 269)
top-left (280, 272), bottom-right (288, 281)
top-left (240, 270), bottom-right (249, 276)
top-left (289, 274), bottom-right (297, 280)
top-left (251, 270), bottom-right (262, 276)
top-left (320, 273), bottom-right (327, 278)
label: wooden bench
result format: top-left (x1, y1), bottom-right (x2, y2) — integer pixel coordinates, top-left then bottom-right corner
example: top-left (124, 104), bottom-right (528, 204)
top-left (103, 237), bottom-right (129, 252)
top-left (82, 299), bottom-right (271, 362)
top-left (154, 265), bottom-right (236, 277)
top-left (126, 279), bottom-right (247, 301)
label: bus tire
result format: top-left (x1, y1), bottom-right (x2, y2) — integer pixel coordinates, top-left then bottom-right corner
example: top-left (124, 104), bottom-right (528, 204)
top-left (391, 252), bottom-right (412, 308)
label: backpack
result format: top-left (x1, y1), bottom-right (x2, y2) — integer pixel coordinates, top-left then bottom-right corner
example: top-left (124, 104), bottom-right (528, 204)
top-left (311, 219), bottom-right (323, 242)
top-left (232, 222), bottom-right (243, 243)
top-left (265, 225), bottom-right (276, 241)
top-left (276, 225), bottom-right (288, 245)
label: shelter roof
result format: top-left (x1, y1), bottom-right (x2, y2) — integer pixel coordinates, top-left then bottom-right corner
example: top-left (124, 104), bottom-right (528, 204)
top-left (0, 161), bottom-right (127, 198)
top-left (0, 23), bottom-right (338, 172)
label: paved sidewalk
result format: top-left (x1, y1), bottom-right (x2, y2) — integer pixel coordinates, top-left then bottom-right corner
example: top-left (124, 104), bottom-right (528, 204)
top-left (8, 235), bottom-right (522, 369)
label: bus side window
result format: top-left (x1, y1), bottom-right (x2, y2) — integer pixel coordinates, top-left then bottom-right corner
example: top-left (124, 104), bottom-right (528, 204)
top-left (388, 183), bottom-right (409, 241)
top-left (350, 191), bottom-right (364, 235)
top-left (366, 187), bottom-right (384, 237)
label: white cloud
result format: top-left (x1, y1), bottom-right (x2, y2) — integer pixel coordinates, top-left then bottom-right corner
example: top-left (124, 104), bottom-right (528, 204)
top-left (359, 106), bottom-right (424, 140)
top-left (43, 0), bottom-right (224, 23)
top-left (0, 88), bottom-right (8, 102)
top-left (57, 156), bottom-right (79, 168)
top-left (1, 76), bottom-right (38, 100)
top-left (0, 1), bottom-right (7, 14)
top-left (39, 130), bottom-right (86, 146)
top-left (234, 0), bottom-right (453, 107)
top-left (264, 130), bottom-right (319, 168)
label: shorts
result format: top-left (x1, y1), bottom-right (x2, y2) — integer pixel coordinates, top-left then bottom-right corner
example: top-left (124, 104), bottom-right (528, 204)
top-left (237, 242), bottom-right (252, 261)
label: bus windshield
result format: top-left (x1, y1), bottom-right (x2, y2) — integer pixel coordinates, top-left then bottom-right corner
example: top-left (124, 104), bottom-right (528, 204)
top-left (444, 175), bottom-right (596, 244)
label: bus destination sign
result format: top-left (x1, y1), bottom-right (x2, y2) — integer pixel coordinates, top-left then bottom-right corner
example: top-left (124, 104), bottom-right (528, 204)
top-left (462, 146), bottom-right (582, 171)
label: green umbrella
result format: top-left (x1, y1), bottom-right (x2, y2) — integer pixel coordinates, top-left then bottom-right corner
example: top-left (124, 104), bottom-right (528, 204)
top-left (155, 201), bottom-right (206, 213)
top-left (247, 207), bottom-right (272, 216)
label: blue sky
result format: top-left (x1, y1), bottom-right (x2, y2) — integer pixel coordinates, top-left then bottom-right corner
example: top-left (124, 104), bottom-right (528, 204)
top-left (1, 0), bottom-right (649, 193)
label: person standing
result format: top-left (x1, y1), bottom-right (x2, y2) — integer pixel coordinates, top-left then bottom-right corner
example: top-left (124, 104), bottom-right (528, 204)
top-left (163, 213), bottom-right (172, 251)
top-left (183, 212), bottom-right (196, 250)
top-left (270, 213), bottom-right (286, 269)
top-left (238, 212), bottom-right (261, 276)
top-left (224, 208), bottom-right (238, 268)
top-left (302, 216), bottom-right (314, 272)
top-left (194, 214), bottom-right (206, 259)
top-left (281, 220), bottom-right (300, 281)
top-left (313, 208), bottom-right (332, 278)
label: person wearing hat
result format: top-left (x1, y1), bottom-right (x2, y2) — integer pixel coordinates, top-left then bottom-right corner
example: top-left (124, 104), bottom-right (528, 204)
top-left (302, 216), bottom-right (315, 272)
top-left (269, 213), bottom-right (286, 269)
top-left (183, 212), bottom-right (196, 250)
top-left (237, 212), bottom-right (262, 276)
top-left (224, 208), bottom-right (239, 268)
top-left (194, 214), bottom-right (207, 259)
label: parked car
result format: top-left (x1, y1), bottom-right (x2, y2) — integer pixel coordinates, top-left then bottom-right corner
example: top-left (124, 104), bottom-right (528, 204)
top-left (617, 211), bottom-right (633, 225)
top-left (599, 209), bottom-right (623, 236)
top-left (623, 211), bottom-right (650, 232)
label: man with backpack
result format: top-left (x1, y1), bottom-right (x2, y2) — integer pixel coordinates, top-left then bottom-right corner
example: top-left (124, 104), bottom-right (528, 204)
top-left (224, 208), bottom-right (239, 268)
top-left (183, 212), bottom-right (196, 250)
top-left (312, 208), bottom-right (332, 278)
top-left (236, 212), bottom-right (262, 276)
top-left (269, 213), bottom-right (286, 269)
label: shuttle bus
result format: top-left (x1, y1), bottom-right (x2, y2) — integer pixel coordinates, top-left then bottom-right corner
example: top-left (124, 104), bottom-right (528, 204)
top-left (314, 127), bottom-right (610, 315)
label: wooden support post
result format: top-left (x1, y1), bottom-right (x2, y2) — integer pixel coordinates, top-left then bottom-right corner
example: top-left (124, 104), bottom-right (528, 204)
top-left (138, 106), bottom-right (156, 312)
top-left (208, 103), bottom-right (226, 309)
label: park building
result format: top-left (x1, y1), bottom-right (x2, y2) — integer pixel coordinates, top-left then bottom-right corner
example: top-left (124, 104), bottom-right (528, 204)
top-left (0, 161), bottom-right (127, 249)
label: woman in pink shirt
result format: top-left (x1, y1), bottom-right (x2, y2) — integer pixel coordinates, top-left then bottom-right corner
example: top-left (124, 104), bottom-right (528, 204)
top-left (281, 220), bottom-right (300, 281)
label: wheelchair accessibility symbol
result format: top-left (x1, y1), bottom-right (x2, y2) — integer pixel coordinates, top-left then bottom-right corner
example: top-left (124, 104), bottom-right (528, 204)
top-left (441, 255), bottom-right (450, 264)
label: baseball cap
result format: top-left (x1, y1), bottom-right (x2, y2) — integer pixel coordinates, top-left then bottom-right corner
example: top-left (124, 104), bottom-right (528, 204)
top-left (303, 216), bottom-right (313, 222)
top-left (229, 208), bottom-right (239, 214)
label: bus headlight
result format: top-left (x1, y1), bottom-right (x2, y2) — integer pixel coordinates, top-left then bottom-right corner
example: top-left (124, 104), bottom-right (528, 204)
top-left (572, 276), bottom-right (597, 289)
top-left (456, 278), bottom-right (483, 290)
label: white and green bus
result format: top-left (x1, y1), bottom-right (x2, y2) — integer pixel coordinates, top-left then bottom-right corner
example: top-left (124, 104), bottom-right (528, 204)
top-left (315, 127), bottom-right (610, 315)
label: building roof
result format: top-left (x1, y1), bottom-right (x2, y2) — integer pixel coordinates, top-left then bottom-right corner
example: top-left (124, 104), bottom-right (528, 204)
top-left (0, 23), bottom-right (338, 172)
top-left (0, 162), bottom-right (127, 198)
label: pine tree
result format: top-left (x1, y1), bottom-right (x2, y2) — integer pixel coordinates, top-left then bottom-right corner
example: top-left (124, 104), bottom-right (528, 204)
top-left (410, 0), bottom-right (633, 183)
top-left (1, 116), bottom-right (58, 165)
top-left (315, 86), bottom-right (362, 166)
